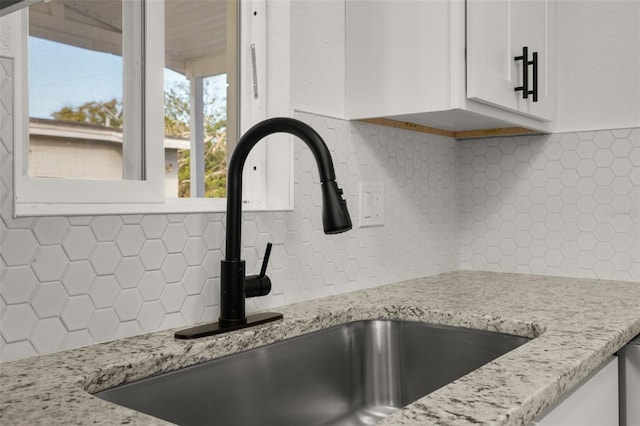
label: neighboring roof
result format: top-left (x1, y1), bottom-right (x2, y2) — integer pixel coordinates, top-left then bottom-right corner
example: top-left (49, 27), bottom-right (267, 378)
top-left (29, 118), bottom-right (191, 150)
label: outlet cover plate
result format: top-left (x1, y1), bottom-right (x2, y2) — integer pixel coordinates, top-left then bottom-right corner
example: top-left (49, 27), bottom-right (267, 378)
top-left (358, 182), bottom-right (384, 228)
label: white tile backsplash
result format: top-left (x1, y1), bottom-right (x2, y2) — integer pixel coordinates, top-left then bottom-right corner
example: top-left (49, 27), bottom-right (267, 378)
top-left (1, 55), bottom-right (638, 363)
top-left (458, 130), bottom-right (639, 281)
top-left (0, 57), bottom-right (458, 361)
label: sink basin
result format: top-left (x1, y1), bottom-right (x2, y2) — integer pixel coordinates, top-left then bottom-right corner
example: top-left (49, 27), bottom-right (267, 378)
top-left (95, 319), bottom-right (529, 426)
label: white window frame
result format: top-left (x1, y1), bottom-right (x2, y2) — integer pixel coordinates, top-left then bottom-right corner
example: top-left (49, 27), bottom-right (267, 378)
top-left (8, 0), bottom-right (283, 217)
top-left (239, 0), bottom-right (268, 210)
top-left (12, 1), bottom-right (165, 216)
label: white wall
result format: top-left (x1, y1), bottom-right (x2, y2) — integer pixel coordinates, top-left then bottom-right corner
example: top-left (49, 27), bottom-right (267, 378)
top-left (553, 1), bottom-right (640, 132)
top-left (263, 0), bottom-right (294, 210)
top-left (290, 0), bottom-right (346, 118)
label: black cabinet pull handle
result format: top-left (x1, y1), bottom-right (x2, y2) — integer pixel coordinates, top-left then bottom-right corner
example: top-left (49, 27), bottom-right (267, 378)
top-left (514, 46), bottom-right (529, 99)
top-left (514, 46), bottom-right (538, 102)
top-left (531, 51), bottom-right (538, 102)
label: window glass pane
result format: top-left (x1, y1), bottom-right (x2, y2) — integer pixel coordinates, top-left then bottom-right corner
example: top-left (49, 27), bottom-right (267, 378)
top-left (164, 0), bottom-right (232, 198)
top-left (28, 0), bottom-right (126, 180)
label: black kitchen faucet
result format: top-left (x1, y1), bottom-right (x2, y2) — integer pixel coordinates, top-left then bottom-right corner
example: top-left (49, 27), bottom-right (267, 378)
top-left (175, 118), bottom-right (351, 338)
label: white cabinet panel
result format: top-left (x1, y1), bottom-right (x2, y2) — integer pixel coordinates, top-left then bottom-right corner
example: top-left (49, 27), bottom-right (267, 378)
top-left (346, 0), bottom-right (453, 119)
top-left (532, 357), bottom-right (618, 426)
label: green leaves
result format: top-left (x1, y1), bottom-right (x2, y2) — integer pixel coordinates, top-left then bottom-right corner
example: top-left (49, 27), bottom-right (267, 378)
top-left (165, 80), bottom-right (227, 198)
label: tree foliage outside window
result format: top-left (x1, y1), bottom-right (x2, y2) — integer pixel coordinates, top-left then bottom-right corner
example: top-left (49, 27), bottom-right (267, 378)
top-left (164, 80), bottom-right (227, 198)
top-left (52, 99), bottom-right (123, 128)
top-left (50, 80), bottom-right (228, 198)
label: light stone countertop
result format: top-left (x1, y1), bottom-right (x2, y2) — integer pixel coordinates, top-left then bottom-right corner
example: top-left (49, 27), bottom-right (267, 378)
top-left (1, 270), bottom-right (639, 425)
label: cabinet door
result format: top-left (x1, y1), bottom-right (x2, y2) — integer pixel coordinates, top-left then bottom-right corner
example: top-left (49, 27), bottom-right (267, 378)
top-left (346, 0), bottom-right (454, 120)
top-left (531, 357), bottom-right (618, 426)
top-left (467, 0), bottom-right (555, 121)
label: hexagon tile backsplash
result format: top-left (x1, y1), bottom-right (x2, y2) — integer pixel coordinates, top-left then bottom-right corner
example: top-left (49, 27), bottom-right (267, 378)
top-left (1, 55), bottom-right (639, 362)
top-left (458, 129), bottom-right (639, 281)
top-left (1, 59), bottom-right (460, 361)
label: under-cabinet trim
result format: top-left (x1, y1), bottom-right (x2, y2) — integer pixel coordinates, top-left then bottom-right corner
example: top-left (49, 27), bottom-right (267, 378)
top-left (360, 117), bottom-right (540, 140)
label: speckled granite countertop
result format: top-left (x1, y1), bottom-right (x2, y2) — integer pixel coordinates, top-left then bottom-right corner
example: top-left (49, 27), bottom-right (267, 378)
top-left (1, 271), bottom-right (640, 425)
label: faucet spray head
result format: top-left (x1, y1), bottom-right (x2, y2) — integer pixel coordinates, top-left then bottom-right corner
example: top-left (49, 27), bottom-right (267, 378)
top-left (321, 181), bottom-right (352, 234)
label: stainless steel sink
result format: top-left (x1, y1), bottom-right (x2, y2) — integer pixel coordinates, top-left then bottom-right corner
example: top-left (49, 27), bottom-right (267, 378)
top-left (95, 320), bottom-right (530, 426)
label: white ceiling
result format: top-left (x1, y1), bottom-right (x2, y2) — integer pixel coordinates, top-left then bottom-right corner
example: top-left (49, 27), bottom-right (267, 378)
top-left (29, 0), bottom-right (228, 76)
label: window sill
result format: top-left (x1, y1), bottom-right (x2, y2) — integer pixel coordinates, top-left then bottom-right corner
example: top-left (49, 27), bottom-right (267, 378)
top-left (14, 197), bottom-right (294, 217)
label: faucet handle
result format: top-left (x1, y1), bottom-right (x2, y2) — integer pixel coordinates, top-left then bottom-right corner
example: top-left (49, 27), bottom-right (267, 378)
top-left (259, 242), bottom-right (273, 277)
top-left (245, 243), bottom-right (273, 298)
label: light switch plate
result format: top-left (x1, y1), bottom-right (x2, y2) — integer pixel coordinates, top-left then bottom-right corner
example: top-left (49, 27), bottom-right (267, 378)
top-left (358, 182), bottom-right (384, 228)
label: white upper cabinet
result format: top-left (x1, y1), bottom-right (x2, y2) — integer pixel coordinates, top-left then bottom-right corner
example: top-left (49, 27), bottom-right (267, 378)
top-left (467, 0), bottom-right (556, 121)
top-left (345, 0), bottom-right (556, 134)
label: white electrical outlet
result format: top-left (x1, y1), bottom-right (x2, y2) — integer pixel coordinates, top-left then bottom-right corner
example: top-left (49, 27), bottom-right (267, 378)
top-left (358, 182), bottom-right (384, 228)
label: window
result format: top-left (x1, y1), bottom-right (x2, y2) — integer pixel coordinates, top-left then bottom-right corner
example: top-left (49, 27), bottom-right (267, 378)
top-left (163, 0), bottom-right (234, 200)
top-left (164, 74), bottom-right (229, 198)
top-left (4, 0), bottom-right (278, 216)
top-left (28, 0), bottom-right (132, 181)
top-left (9, 0), bottom-right (164, 215)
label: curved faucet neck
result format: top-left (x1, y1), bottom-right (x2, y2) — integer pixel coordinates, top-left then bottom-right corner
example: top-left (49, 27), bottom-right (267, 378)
top-left (225, 117), bottom-right (337, 261)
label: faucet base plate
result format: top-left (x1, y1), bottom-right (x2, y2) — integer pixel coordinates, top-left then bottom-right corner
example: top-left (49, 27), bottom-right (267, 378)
top-left (174, 312), bottom-right (283, 339)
